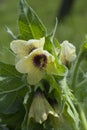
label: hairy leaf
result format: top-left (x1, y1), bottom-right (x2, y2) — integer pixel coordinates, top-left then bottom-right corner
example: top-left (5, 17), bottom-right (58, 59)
top-left (0, 44), bottom-right (15, 65)
top-left (0, 62), bottom-right (21, 77)
top-left (18, 0), bottom-right (46, 40)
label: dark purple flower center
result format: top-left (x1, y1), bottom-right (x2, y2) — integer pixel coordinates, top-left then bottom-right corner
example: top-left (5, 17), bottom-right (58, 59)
top-left (33, 54), bottom-right (47, 69)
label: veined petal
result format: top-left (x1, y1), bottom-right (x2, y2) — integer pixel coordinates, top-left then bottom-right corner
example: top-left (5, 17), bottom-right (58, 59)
top-left (29, 92), bottom-right (59, 124)
top-left (27, 70), bottom-right (44, 85)
top-left (16, 53), bottom-right (44, 85)
top-left (10, 40), bottom-right (27, 54)
top-left (10, 37), bottom-right (45, 61)
top-left (27, 37), bottom-right (45, 49)
top-left (10, 37), bottom-right (45, 54)
top-left (16, 55), bottom-right (35, 73)
top-left (10, 40), bottom-right (30, 60)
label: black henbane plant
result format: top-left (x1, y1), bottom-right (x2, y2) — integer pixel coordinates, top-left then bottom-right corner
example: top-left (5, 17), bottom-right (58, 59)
top-left (0, 0), bottom-right (87, 130)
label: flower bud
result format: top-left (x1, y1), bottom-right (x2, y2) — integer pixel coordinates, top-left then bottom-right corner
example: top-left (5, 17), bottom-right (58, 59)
top-left (60, 40), bottom-right (76, 66)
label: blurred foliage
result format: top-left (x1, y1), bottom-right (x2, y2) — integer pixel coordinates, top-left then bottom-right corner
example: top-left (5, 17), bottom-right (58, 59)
top-left (0, 0), bottom-right (87, 50)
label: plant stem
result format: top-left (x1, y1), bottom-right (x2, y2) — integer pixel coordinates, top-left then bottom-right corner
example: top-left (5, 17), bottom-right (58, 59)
top-left (71, 52), bottom-right (82, 93)
top-left (78, 104), bottom-right (87, 130)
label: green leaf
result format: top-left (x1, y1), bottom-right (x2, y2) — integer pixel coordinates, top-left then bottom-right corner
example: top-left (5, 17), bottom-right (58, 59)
top-left (18, 0), bottom-right (46, 40)
top-left (22, 92), bottom-right (34, 130)
top-left (51, 18), bottom-right (58, 40)
top-left (0, 124), bottom-right (9, 130)
top-left (27, 120), bottom-right (46, 130)
top-left (76, 79), bottom-right (87, 101)
top-left (54, 38), bottom-right (61, 51)
top-left (0, 44), bottom-right (15, 65)
top-left (0, 108), bottom-right (25, 130)
top-left (77, 42), bottom-right (87, 63)
top-left (0, 77), bottom-right (26, 94)
top-left (0, 62), bottom-right (26, 94)
top-left (44, 35), bottom-right (54, 54)
top-left (65, 94), bottom-right (80, 130)
top-left (0, 87), bottom-right (27, 129)
top-left (81, 42), bottom-right (87, 52)
top-left (0, 92), bottom-right (18, 114)
top-left (0, 87), bottom-right (27, 115)
top-left (0, 62), bottom-right (21, 77)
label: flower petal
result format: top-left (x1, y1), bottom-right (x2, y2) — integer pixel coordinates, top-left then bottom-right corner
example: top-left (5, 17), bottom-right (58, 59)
top-left (16, 57), bottom-right (44, 85)
top-left (10, 37), bottom-right (45, 61)
top-left (16, 48), bottom-right (56, 84)
top-left (27, 37), bottom-right (45, 49)
top-left (29, 92), bottom-right (59, 124)
top-left (10, 37), bottom-right (45, 54)
top-left (16, 48), bottom-right (44, 73)
top-left (15, 55), bottom-right (34, 73)
top-left (27, 70), bottom-right (44, 85)
top-left (16, 49), bottom-right (46, 84)
top-left (10, 40), bottom-right (30, 61)
top-left (10, 40), bottom-right (27, 54)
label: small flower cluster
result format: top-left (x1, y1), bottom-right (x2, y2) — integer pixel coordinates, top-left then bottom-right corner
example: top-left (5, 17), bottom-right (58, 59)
top-left (10, 37), bottom-right (58, 85)
top-left (10, 38), bottom-right (76, 85)
top-left (10, 37), bottom-right (76, 125)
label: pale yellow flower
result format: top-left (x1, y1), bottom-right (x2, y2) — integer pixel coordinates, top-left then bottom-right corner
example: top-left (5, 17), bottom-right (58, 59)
top-left (10, 37), bottom-right (45, 62)
top-left (16, 48), bottom-right (58, 85)
top-left (60, 40), bottom-right (76, 65)
top-left (29, 92), bottom-right (59, 124)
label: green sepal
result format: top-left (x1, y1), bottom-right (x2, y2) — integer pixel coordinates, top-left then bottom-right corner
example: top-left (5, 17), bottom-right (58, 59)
top-left (44, 35), bottom-right (67, 76)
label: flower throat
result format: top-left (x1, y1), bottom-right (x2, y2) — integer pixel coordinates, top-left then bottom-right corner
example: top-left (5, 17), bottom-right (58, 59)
top-left (33, 54), bottom-right (47, 69)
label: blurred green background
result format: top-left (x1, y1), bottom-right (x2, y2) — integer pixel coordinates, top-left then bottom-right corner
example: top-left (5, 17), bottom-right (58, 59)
top-left (0, 0), bottom-right (87, 50)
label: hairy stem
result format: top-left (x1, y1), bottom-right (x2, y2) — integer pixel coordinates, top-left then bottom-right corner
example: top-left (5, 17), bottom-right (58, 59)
top-left (71, 52), bottom-right (82, 93)
top-left (78, 104), bottom-right (87, 130)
